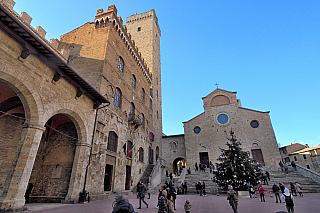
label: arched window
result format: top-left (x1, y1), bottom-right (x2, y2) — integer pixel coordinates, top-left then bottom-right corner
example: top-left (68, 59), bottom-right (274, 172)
top-left (139, 147), bottom-right (144, 162)
top-left (127, 140), bottom-right (133, 157)
top-left (141, 113), bottom-right (145, 128)
top-left (132, 75), bottom-right (136, 88)
top-left (114, 87), bottom-right (122, 108)
top-left (129, 102), bottom-right (135, 120)
top-left (107, 131), bottom-right (118, 152)
top-left (141, 88), bottom-right (145, 101)
top-left (118, 57), bottom-right (124, 72)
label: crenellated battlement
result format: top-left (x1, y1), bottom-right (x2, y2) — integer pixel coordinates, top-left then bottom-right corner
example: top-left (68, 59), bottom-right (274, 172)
top-left (126, 9), bottom-right (161, 36)
top-left (94, 5), bottom-right (152, 83)
top-left (0, 0), bottom-right (70, 60)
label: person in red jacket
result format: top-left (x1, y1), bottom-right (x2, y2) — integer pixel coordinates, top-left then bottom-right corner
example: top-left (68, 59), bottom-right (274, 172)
top-left (258, 184), bottom-right (265, 202)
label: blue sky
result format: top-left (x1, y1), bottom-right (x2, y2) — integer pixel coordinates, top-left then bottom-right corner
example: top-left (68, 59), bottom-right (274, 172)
top-left (12, 0), bottom-right (320, 147)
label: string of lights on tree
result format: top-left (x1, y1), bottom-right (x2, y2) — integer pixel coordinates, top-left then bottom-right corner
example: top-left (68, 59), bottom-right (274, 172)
top-left (213, 130), bottom-right (263, 190)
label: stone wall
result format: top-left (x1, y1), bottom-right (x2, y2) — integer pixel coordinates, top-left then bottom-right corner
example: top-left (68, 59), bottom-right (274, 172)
top-left (161, 135), bottom-right (186, 173)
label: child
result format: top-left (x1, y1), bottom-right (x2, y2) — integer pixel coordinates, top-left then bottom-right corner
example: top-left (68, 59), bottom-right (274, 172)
top-left (184, 198), bottom-right (192, 213)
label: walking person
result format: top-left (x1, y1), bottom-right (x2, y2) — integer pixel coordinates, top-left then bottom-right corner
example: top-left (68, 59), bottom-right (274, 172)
top-left (258, 184), bottom-right (265, 202)
top-left (279, 161), bottom-right (284, 172)
top-left (136, 181), bottom-right (142, 199)
top-left (291, 161), bottom-right (297, 172)
top-left (290, 182), bottom-right (297, 196)
top-left (272, 183), bottom-right (281, 203)
top-left (295, 182), bottom-right (303, 197)
top-left (227, 185), bottom-right (238, 213)
top-left (281, 188), bottom-right (295, 213)
top-left (137, 182), bottom-right (149, 209)
top-left (158, 190), bottom-right (168, 213)
top-left (112, 194), bottom-right (136, 213)
top-left (184, 198), bottom-right (192, 213)
top-left (184, 181), bottom-right (188, 194)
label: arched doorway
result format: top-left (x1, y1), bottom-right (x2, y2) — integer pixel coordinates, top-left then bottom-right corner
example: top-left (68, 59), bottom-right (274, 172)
top-left (0, 82), bottom-right (25, 194)
top-left (173, 158), bottom-right (187, 175)
top-left (27, 114), bottom-right (78, 203)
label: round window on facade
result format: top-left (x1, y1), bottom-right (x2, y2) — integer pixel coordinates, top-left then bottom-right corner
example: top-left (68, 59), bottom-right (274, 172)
top-left (217, 114), bottom-right (229, 124)
top-left (194, 126), bottom-right (201, 134)
top-left (250, 120), bottom-right (259, 128)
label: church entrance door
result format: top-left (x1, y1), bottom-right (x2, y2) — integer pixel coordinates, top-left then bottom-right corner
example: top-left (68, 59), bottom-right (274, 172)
top-left (199, 152), bottom-right (209, 167)
top-left (251, 149), bottom-right (265, 166)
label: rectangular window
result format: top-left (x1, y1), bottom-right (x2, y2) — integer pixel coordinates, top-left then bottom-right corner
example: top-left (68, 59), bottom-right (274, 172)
top-left (294, 156), bottom-right (297, 161)
top-left (306, 165), bottom-right (310, 169)
top-left (303, 154), bottom-right (307, 159)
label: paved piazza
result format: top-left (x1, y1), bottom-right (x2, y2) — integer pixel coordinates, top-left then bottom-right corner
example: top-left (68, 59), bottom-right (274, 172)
top-left (26, 193), bottom-right (320, 213)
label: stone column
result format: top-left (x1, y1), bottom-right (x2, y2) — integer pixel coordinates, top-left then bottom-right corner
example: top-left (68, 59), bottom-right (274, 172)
top-left (64, 142), bottom-right (90, 203)
top-left (0, 123), bottom-right (45, 211)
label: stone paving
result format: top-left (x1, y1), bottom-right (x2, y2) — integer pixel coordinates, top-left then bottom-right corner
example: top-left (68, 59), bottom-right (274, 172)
top-left (26, 193), bottom-right (320, 213)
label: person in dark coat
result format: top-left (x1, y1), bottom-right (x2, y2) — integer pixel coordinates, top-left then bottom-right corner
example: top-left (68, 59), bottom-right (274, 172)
top-left (279, 183), bottom-right (285, 193)
top-left (290, 182), bottom-right (297, 196)
top-left (195, 162), bottom-right (198, 171)
top-left (227, 185), bottom-right (238, 213)
top-left (265, 171), bottom-right (270, 181)
top-left (112, 194), bottom-right (135, 213)
top-left (137, 183), bottom-right (148, 209)
top-left (184, 182), bottom-right (188, 194)
top-left (279, 161), bottom-right (284, 172)
top-left (157, 190), bottom-right (168, 213)
top-left (198, 181), bottom-right (203, 196)
top-left (291, 161), bottom-right (297, 172)
top-left (136, 181), bottom-right (142, 199)
top-left (202, 182), bottom-right (206, 196)
top-left (272, 183), bottom-right (281, 203)
top-left (169, 184), bottom-right (177, 210)
top-left (195, 182), bottom-right (199, 194)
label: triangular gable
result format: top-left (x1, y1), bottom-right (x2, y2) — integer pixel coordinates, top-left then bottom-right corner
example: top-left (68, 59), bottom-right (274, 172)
top-left (202, 88), bottom-right (238, 108)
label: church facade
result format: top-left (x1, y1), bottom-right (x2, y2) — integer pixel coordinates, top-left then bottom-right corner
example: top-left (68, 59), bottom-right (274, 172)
top-left (162, 89), bottom-right (281, 173)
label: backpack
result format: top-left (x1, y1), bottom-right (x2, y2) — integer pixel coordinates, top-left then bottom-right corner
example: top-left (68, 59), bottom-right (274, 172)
top-left (284, 194), bottom-right (294, 207)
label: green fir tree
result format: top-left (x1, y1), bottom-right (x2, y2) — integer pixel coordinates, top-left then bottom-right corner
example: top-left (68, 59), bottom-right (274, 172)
top-left (214, 130), bottom-right (263, 190)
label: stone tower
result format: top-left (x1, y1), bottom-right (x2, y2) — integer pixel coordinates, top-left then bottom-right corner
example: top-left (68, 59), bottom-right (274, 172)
top-left (126, 10), bottom-right (162, 159)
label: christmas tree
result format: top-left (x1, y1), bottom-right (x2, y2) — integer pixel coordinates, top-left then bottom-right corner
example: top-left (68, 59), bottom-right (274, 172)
top-left (214, 130), bottom-right (262, 190)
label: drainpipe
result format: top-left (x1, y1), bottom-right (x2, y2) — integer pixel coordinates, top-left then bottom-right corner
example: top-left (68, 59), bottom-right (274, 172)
top-left (80, 103), bottom-right (110, 203)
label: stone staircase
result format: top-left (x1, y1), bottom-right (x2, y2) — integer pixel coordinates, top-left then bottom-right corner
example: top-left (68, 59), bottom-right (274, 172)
top-left (184, 171), bottom-right (218, 194)
top-left (261, 170), bottom-right (320, 193)
top-left (140, 163), bottom-right (155, 184)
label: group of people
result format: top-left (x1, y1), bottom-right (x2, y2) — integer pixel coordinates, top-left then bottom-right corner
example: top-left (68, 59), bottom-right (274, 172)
top-left (195, 181), bottom-right (206, 196)
top-left (195, 161), bottom-right (215, 173)
top-left (279, 160), bottom-right (297, 174)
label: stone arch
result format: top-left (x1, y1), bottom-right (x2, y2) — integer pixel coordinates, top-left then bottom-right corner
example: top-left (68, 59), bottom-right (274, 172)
top-left (40, 104), bottom-right (90, 144)
top-left (0, 69), bottom-right (43, 125)
top-left (250, 140), bottom-right (262, 147)
top-left (210, 95), bottom-right (230, 106)
top-left (173, 157), bottom-right (187, 175)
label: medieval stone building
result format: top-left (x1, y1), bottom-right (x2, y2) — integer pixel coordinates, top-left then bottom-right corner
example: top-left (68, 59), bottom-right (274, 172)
top-left (0, 1), bottom-right (163, 211)
top-left (162, 89), bottom-right (281, 174)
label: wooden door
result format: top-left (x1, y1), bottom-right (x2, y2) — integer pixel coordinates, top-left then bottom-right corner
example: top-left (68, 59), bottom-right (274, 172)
top-left (125, 166), bottom-right (131, 190)
top-left (199, 152), bottom-right (209, 167)
top-left (104, 164), bottom-right (113, 191)
top-left (251, 149), bottom-right (265, 166)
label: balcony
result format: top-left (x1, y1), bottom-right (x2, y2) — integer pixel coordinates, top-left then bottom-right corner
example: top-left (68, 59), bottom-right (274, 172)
top-left (128, 113), bottom-right (141, 129)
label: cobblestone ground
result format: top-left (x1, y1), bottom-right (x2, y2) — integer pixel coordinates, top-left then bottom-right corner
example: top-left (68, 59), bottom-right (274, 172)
top-left (27, 193), bottom-right (320, 213)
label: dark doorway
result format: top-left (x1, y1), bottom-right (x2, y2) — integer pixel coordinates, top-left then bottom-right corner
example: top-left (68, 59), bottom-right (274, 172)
top-left (104, 164), bottom-right (113, 191)
top-left (125, 165), bottom-right (131, 190)
top-left (199, 152), bottom-right (209, 167)
top-left (148, 146), bottom-right (154, 164)
top-left (251, 149), bottom-right (265, 166)
top-left (156, 146), bottom-right (159, 161)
